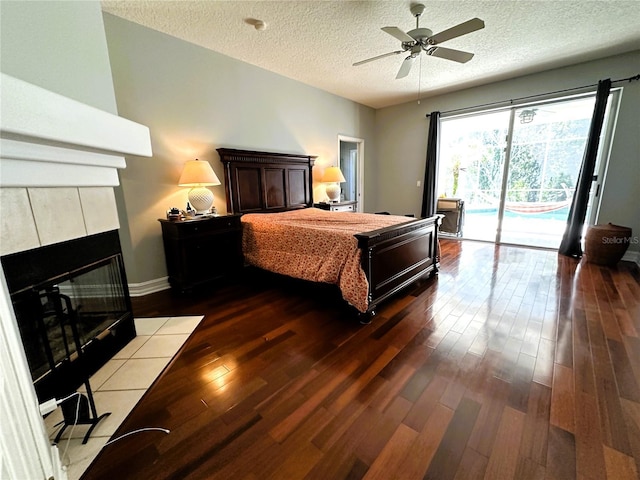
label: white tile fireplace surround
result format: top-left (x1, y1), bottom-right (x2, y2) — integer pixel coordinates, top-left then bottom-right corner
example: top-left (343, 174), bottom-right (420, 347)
top-left (0, 73), bottom-right (152, 480)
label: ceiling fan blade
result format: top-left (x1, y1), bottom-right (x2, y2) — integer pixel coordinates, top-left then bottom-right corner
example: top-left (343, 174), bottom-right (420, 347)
top-left (353, 50), bottom-right (404, 66)
top-left (427, 46), bottom-right (474, 63)
top-left (396, 55), bottom-right (415, 79)
top-left (428, 18), bottom-right (485, 45)
top-left (382, 26), bottom-right (416, 43)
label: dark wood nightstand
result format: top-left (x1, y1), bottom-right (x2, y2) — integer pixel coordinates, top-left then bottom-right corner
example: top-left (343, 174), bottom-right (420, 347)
top-left (313, 200), bottom-right (357, 212)
top-left (158, 214), bottom-right (243, 292)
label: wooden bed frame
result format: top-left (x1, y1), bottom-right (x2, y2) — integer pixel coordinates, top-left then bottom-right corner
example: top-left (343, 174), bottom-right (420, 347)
top-left (218, 148), bottom-right (441, 321)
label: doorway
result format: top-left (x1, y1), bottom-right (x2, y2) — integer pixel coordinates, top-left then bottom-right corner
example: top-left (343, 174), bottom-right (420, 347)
top-left (338, 135), bottom-right (364, 211)
top-left (437, 93), bottom-right (617, 248)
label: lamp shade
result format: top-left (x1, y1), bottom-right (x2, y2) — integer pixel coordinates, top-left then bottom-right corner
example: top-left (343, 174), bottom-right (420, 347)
top-left (321, 166), bottom-right (346, 183)
top-left (178, 159), bottom-right (221, 187)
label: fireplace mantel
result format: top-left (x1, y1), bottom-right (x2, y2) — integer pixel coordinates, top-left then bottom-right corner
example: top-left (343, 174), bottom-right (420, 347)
top-left (0, 73), bottom-right (152, 187)
top-left (0, 73), bottom-right (153, 256)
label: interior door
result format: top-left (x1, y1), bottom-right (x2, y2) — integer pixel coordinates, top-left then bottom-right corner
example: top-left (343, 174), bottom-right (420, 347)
top-left (339, 136), bottom-right (364, 211)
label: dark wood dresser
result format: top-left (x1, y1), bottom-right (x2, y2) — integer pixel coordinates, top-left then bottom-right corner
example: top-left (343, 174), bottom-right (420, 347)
top-left (158, 214), bottom-right (243, 292)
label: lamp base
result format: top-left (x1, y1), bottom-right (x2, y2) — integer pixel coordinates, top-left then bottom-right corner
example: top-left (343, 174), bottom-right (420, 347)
top-left (325, 184), bottom-right (341, 203)
top-left (188, 187), bottom-right (214, 214)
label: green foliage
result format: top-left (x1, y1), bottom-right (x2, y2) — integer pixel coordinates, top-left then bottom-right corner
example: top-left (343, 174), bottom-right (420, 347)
top-left (438, 109), bottom-right (590, 207)
top-left (541, 172), bottom-right (573, 201)
top-left (452, 158), bottom-right (460, 196)
top-left (508, 144), bottom-right (542, 202)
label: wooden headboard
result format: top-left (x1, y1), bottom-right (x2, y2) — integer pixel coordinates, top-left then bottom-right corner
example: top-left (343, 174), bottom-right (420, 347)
top-left (217, 148), bottom-right (317, 214)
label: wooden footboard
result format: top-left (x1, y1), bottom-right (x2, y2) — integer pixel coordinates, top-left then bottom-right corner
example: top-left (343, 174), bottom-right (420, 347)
top-left (355, 215), bottom-right (442, 321)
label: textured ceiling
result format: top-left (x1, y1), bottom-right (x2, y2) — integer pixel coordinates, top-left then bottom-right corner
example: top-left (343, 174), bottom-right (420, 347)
top-left (101, 1), bottom-right (640, 109)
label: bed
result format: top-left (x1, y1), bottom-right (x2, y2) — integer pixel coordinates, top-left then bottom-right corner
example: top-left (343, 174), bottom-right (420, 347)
top-left (218, 148), bottom-right (441, 322)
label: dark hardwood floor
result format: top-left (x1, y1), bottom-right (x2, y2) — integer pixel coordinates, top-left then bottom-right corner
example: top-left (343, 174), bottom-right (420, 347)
top-left (82, 239), bottom-right (640, 479)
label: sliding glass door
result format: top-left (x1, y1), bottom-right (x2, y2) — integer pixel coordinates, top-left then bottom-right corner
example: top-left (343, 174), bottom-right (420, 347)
top-left (438, 110), bottom-right (510, 241)
top-left (500, 97), bottom-right (597, 246)
top-left (438, 94), bottom-right (604, 248)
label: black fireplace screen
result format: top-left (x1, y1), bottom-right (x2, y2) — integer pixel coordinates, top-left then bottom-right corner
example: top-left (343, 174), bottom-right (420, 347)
top-left (2, 230), bottom-right (136, 401)
top-left (12, 255), bottom-right (129, 382)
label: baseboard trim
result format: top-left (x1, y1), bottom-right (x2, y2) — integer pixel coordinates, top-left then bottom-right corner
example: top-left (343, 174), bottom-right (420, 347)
top-left (128, 276), bottom-right (170, 297)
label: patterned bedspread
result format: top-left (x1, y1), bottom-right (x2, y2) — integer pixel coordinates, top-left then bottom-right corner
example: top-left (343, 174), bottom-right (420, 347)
top-left (241, 208), bottom-right (413, 312)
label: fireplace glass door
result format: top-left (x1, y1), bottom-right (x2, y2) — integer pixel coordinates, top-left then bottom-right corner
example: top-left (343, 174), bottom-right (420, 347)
top-left (11, 255), bottom-right (132, 387)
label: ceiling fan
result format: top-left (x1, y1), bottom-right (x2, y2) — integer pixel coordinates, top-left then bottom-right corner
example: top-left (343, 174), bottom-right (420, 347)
top-left (353, 3), bottom-right (485, 79)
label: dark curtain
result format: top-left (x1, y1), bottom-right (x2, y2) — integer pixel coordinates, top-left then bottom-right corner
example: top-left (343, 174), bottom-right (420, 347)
top-left (558, 79), bottom-right (611, 257)
top-left (421, 111), bottom-right (440, 218)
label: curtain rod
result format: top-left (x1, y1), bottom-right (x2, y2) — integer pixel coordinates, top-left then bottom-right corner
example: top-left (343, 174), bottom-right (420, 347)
top-left (425, 73), bottom-right (640, 118)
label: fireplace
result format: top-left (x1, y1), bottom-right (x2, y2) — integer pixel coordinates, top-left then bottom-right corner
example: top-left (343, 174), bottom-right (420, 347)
top-left (1, 230), bottom-right (135, 402)
top-left (0, 73), bottom-right (151, 477)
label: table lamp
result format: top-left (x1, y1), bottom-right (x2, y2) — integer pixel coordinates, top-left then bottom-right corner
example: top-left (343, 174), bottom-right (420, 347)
top-left (178, 159), bottom-right (221, 214)
top-left (321, 166), bottom-right (346, 203)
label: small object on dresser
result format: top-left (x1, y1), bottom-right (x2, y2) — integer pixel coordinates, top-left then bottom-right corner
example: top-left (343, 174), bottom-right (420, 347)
top-left (185, 202), bottom-right (196, 218)
top-left (166, 207), bottom-right (182, 221)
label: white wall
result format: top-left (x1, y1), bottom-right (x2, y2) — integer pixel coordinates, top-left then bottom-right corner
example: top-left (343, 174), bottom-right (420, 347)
top-left (103, 13), bottom-right (376, 285)
top-left (0, 0), bottom-right (117, 113)
top-left (374, 51), bottom-right (640, 256)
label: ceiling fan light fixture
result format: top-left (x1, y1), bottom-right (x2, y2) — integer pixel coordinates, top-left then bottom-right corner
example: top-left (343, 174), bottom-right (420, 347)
top-left (353, 3), bottom-right (483, 81)
top-left (407, 28), bottom-right (433, 43)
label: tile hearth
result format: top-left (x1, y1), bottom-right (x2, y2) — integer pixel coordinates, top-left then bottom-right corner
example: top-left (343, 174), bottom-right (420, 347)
top-left (43, 316), bottom-right (203, 480)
